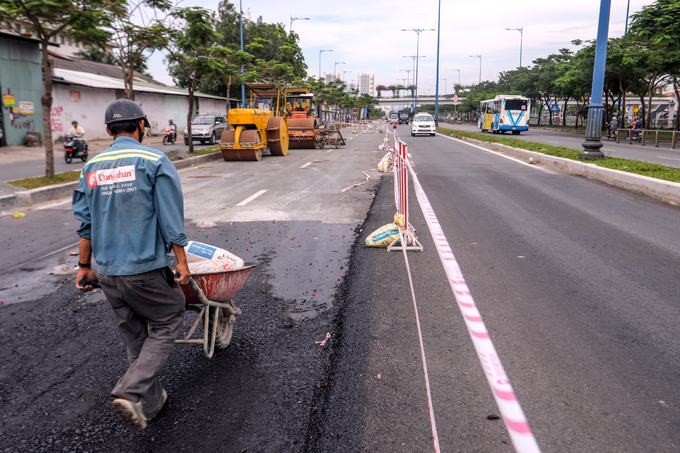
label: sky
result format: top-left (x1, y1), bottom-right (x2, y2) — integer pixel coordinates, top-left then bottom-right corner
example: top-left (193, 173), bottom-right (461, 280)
top-left (148, 0), bottom-right (654, 94)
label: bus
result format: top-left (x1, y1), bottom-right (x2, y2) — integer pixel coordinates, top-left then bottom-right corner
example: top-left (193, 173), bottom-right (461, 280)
top-left (479, 95), bottom-right (530, 135)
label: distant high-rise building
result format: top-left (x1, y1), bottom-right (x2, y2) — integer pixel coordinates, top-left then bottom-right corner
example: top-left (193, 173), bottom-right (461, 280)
top-left (359, 73), bottom-right (375, 96)
top-left (324, 73), bottom-right (337, 83)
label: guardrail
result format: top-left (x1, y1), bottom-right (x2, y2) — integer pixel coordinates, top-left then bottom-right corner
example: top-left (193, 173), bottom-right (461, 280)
top-left (613, 129), bottom-right (678, 148)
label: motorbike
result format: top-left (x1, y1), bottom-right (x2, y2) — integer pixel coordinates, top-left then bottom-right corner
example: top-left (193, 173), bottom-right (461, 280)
top-left (64, 136), bottom-right (88, 164)
top-left (163, 127), bottom-right (177, 145)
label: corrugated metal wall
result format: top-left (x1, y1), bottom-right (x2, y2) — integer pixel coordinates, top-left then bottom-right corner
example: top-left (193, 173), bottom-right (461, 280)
top-left (0, 36), bottom-right (43, 146)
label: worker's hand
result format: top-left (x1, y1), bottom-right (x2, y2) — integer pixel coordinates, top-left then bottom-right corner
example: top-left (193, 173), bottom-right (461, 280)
top-left (75, 268), bottom-right (98, 291)
top-left (174, 261), bottom-right (191, 285)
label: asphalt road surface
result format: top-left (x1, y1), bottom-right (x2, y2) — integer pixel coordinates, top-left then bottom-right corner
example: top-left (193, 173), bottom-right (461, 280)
top-left (0, 129), bottom-right (383, 452)
top-left (441, 122), bottom-right (680, 169)
top-left (3, 123), bottom-right (680, 452)
top-left (312, 125), bottom-right (680, 452)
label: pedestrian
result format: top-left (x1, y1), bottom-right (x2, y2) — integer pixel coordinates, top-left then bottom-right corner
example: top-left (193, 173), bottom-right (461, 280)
top-left (72, 99), bottom-right (191, 429)
top-left (608, 116), bottom-right (618, 139)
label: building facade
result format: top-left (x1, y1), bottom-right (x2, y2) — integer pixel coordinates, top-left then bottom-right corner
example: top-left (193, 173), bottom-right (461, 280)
top-left (359, 73), bottom-right (375, 97)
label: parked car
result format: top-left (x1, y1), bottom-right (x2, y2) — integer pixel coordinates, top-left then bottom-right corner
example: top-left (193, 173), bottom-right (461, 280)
top-left (183, 115), bottom-right (227, 145)
top-left (410, 112), bottom-right (436, 136)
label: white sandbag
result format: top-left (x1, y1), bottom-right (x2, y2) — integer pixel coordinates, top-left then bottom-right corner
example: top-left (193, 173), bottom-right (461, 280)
top-left (377, 152), bottom-right (393, 173)
top-left (365, 223), bottom-right (400, 248)
top-left (185, 241), bottom-right (244, 274)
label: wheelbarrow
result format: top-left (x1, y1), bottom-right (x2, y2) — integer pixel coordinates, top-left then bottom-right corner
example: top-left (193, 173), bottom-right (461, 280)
top-left (176, 265), bottom-right (255, 358)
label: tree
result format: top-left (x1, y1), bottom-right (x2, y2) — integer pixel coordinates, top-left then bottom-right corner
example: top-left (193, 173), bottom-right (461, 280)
top-left (108, 0), bottom-right (173, 100)
top-left (166, 7), bottom-right (223, 152)
top-left (629, 0), bottom-right (680, 129)
top-left (375, 84), bottom-right (387, 98)
top-left (0, 0), bottom-right (121, 177)
top-left (75, 45), bottom-right (148, 74)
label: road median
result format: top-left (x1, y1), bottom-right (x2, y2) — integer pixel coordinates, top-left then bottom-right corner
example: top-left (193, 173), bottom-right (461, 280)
top-left (5, 148), bottom-right (221, 208)
top-left (438, 128), bottom-right (680, 206)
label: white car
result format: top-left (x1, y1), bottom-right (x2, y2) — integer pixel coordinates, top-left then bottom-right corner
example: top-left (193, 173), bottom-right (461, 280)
top-left (410, 113), bottom-right (436, 136)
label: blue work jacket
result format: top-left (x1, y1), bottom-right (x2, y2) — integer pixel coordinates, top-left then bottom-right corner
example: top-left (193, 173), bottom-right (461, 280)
top-left (72, 136), bottom-right (188, 276)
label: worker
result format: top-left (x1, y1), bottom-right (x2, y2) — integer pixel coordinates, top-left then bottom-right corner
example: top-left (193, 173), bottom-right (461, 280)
top-left (72, 99), bottom-right (191, 429)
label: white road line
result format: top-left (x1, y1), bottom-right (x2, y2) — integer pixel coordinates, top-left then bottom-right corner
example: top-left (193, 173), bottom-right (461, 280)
top-left (326, 149), bottom-right (333, 153)
top-left (235, 189), bottom-right (267, 207)
top-left (300, 161), bottom-right (312, 169)
top-left (34, 199), bottom-right (72, 210)
top-left (436, 133), bottom-right (555, 174)
top-left (656, 156), bottom-right (680, 161)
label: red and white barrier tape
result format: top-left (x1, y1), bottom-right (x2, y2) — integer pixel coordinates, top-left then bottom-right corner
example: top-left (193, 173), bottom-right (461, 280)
top-left (400, 233), bottom-right (441, 453)
top-left (407, 160), bottom-right (541, 453)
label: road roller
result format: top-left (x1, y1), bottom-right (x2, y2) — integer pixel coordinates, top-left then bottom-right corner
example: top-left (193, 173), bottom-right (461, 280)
top-left (284, 88), bottom-right (319, 149)
top-left (220, 83), bottom-right (289, 161)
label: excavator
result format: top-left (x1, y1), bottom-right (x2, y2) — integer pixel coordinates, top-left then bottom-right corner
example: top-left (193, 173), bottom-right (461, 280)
top-left (284, 88), bottom-right (319, 149)
top-left (220, 83), bottom-right (289, 161)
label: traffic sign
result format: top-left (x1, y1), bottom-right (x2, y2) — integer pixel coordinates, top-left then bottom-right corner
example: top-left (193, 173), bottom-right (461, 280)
top-left (452, 94), bottom-right (460, 105)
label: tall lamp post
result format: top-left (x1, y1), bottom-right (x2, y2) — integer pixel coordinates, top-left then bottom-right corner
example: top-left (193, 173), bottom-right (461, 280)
top-left (469, 55), bottom-right (482, 84)
top-left (581, 0), bottom-right (612, 160)
top-left (434, 0), bottom-right (442, 121)
top-left (403, 55), bottom-right (426, 110)
top-left (402, 28), bottom-right (435, 112)
top-left (318, 49), bottom-right (333, 80)
top-left (239, 0), bottom-right (245, 107)
top-left (450, 69), bottom-right (461, 88)
top-left (290, 16), bottom-right (310, 33)
top-left (334, 61), bottom-right (346, 80)
top-left (505, 27), bottom-right (524, 68)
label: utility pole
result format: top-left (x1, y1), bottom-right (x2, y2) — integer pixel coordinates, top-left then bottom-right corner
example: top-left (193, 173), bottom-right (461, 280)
top-left (505, 27), bottom-right (524, 68)
top-left (402, 28), bottom-right (435, 112)
top-left (318, 49), bottom-right (333, 81)
top-left (581, 0), bottom-right (612, 160)
top-left (289, 16), bottom-right (310, 33)
top-left (469, 55), bottom-right (482, 84)
top-left (400, 69), bottom-right (413, 87)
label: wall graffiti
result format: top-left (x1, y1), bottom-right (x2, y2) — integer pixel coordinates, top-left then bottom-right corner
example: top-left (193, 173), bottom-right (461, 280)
top-left (51, 105), bottom-right (64, 133)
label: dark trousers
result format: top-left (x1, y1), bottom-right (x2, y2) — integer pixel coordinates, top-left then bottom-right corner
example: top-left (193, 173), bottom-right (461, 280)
top-left (99, 267), bottom-right (185, 418)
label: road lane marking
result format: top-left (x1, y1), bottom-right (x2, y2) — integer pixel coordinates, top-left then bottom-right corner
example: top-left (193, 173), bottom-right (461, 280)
top-left (399, 233), bottom-right (441, 453)
top-left (235, 189), bottom-right (267, 207)
top-left (300, 162), bottom-right (312, 169)
top-left (656, 156), bottom-right (680, 162)
top-left (436, 133), bottom-right (555, 174)
top-left (407, 160), bottom-right (540, 453)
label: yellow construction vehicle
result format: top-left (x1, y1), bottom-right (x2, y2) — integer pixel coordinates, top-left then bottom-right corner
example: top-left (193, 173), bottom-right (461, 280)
top-left (284, 88), bottom-right (318, 149)
top-left (220, 83), bottom-right (289, 161)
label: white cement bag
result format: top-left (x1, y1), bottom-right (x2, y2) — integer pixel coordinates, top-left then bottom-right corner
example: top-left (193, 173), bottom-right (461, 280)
top-left (377, 153), bottom-right (393, 173)
top-left (185, 241), bottom-right (245, 274)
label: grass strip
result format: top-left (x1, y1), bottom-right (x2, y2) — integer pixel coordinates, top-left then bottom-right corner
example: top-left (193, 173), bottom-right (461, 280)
top-left (9, 171), bottom-right (81, 190)
top-left (438, 127), bottom-right (680, 184)
top-left (10, 147), bottom-right (221, 189)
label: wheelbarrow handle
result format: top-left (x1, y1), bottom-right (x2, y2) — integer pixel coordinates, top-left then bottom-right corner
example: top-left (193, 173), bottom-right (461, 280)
top-left (187, 277), bottom-right (210, 305)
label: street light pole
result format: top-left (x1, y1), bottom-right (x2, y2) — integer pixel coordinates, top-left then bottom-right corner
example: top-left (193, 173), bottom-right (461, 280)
top-left (469, 55), bottom-right (482, 84)
top-left (403, 56), bottom-right (425, 110)
top-left (434, 0), bottom-right (442, 121)
top-left (318, 49), bottom-right (333, 81)
top-left (289, 16), bottom-right (310, 33)
top-left (441, 78), bottom-right (447, 97)
top-left (402, 28), bottom-right (435, 112)
top-left (581, 0), bottom-right (612, 160)
top-left (239, 0), bottom-right (245, 107)
top-left (505, 27), bottom-right (524, 68)
top-left (334, 61), bottom-right (346, 80)
top-left (624, 0), bottom-right (631, 33)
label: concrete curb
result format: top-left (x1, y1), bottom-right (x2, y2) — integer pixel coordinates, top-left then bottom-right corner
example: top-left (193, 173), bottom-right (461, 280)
top-left (8, 150), bottom-right (222, 208)
top-left (449, 134), bottom-right (680, 207)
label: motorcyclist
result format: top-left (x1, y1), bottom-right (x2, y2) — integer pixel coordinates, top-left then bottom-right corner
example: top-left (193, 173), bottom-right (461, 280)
top-left (168, 119), bottom-right (177, 141)
top-left (68, 121), bottom-right (86, 152)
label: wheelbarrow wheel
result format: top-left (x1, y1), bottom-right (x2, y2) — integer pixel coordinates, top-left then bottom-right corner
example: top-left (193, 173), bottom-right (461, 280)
top-left (216, 307), bottom-right (236, 348)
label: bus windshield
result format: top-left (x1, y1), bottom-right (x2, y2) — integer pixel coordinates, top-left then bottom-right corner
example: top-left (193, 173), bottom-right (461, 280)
top-left (505, 99), bottom-right (528, 111)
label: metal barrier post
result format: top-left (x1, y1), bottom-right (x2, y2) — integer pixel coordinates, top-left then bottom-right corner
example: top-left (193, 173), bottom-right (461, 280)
top-left (673, 131), bottom-right (677, 149)
top-left (655, 130), bottom-right (659, 147)
top-left (388, 138), bottom-right (423, 252)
